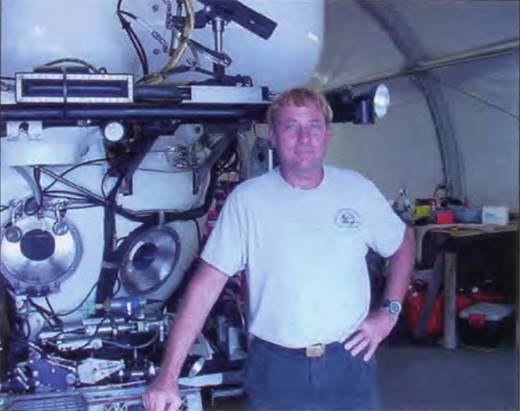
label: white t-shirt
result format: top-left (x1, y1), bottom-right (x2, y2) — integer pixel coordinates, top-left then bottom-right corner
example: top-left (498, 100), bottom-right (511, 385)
top-left (201, 165), bottom-right (405, 348)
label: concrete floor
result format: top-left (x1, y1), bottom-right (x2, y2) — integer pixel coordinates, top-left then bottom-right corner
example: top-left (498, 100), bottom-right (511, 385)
top-left (377, 343), bottom-right (518, 411)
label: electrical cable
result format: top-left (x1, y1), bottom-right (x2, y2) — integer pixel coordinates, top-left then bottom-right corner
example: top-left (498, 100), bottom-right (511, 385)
top-left (35, 146), bottom-right (220, 226)
top-left (117, 0), bottom-right (149, 76)
top-left (146, 298), bottom-right (165, 304)
top-left (121, 10), bottom-right (170, 55)
top-left (45, 296), bottom-right (56, 317)
top-left (44, 331), bottom-right (67, 342)
top-left (27, 297), bottom-right (53, 318)
top-left (141, 0), bottom-right (195, 84)
top-left (127, 23), bottom-right (150, 76)
top-left (113, 276), bottom-right (122, 296)
top-left (42, 158), bottom-right (106, 192)
top-left (115, 235), bottom-right (128, 248)
top-left (49, 276), bottom-right (119, 320)
top-left (101, 330), bottom-right (159, 350)
top-left (100, 169), bottom-right (124, 200)
top-left (67, 204), bottom-right (101, 210)
top-left (35, 58), bottom-right (102, 74)
top-left (135, 167), bottom-right (191, 174)
top-left (191, 218), bottom-right (202, 253)
top-left (44, 190), bottom-right (97, 201)
top-left (54, 281), bottom-right (98, 317)
top-left (95, 169), bottom-right (127, 304)
top-left (39, 167), bottom-right (108, 214)
top-left (27, 297), bottom-right (62, 328)
top-left (42, 189), bottom-right (101, 209)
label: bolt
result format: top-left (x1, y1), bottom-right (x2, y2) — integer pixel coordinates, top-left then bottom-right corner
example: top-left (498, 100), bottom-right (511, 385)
top-left (53, 221), bottom-right (69, 236)
top-left (153, 49), bottom-right (160, 55)
top-left (152, 4), bottom-right (159, 11)
top-left (66, 373), bottom-right (77, 385)
top-left (5, 226), bottom-right (22, 243)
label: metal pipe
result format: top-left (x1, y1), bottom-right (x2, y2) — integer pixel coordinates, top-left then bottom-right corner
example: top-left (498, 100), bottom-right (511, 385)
top-left (133, 84), bottom-right (185, 101)
top-left (213, 17), bottom-right (224, 54)
top-left (1, 104), bottom-right (268, 121)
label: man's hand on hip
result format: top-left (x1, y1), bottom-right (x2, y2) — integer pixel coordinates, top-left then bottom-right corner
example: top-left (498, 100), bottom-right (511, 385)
top-left (343, 310), bottom-right (399, 362)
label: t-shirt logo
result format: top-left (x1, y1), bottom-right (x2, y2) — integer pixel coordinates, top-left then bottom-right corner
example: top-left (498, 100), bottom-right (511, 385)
top-left (335, 208), bottom-right (361, 230)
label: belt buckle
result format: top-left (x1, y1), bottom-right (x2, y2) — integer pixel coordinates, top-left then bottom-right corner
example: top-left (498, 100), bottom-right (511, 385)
top-left (306, 343), bottom-right (325, 358)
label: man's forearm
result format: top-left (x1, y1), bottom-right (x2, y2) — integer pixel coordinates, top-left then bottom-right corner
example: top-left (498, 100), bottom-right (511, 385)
top-left (385, 226), bottom-right (415, 303)
top-left (156, 262), bottom-right (229, 384)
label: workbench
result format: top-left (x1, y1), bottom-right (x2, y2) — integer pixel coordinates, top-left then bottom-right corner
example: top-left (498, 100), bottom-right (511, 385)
top-left (414, 221), bottom-right (518, 349)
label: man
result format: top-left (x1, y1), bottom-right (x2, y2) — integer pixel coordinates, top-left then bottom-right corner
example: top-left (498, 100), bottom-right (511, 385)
top-left (142, 87), bottom-right (415, 411)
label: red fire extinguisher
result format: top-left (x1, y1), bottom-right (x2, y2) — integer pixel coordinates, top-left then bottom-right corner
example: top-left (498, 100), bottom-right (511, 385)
top-left (404, 280), bottom-right (444, 337)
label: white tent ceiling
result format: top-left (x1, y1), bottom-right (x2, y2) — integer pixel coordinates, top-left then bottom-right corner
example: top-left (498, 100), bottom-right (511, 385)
top-left (312, 0), bottom-right (518, 91)
top-left (311, 0), bottom-right (519, 211)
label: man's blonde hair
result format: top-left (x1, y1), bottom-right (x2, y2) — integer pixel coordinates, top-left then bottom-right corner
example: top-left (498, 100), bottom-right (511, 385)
top-left (266, 87), bottom-right (333, 129)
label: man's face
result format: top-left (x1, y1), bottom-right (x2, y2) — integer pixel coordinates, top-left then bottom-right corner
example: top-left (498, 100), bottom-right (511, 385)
top-left (269, 102), bottom-right (332, 175)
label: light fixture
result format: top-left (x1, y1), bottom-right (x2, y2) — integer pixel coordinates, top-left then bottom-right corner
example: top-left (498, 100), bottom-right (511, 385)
top-left (103, 121), bottom-right (126, 143)
top-left (372, 84), bottom-right (390, 119)
top-left (326, 83), bottom-right (390, 124)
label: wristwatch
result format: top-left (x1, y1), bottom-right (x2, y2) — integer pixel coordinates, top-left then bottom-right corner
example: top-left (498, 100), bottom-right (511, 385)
top-left (381, 299), bottom-right (402, 316)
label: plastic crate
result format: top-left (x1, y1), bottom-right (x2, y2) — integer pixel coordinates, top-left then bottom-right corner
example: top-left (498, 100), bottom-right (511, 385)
top-left (458, 302), bottom-right (515, 348)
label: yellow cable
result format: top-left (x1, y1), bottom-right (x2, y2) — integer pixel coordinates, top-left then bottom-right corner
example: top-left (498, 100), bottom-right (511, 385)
top-left (144, 0), bottom-right (195, 85)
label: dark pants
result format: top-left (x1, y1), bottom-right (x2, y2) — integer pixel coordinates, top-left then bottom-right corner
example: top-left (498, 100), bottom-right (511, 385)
top-left (243, 337), bottom-right (379, 411)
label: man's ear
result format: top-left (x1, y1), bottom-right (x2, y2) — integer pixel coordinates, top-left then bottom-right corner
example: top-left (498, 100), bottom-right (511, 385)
top-left (325, 124), bottom-right (333, 143)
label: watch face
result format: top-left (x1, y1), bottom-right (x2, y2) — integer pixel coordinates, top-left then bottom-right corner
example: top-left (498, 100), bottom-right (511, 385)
top-left (388, 301), bottom-right (402, 315)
